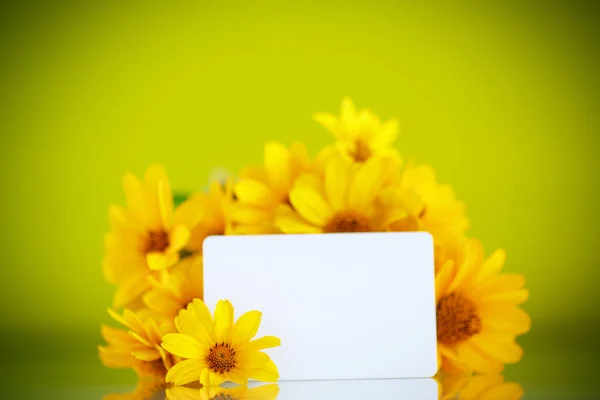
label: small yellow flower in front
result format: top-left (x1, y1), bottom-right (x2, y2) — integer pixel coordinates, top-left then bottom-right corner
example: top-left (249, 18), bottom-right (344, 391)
top-left (434, 238), bottom-right (531, 374)
top-left (232, 141), bottom-right (312, 234)
top-left (275, 156), bottom-right (393, 233)
top-left (103, 164), bottom-right (203, 309)
top-left (436, 374), bottom-right (524, 400)
top-left (99, 308), bottom-right (177, 379)
top-left (313, 97), bottom-right (402, 165)
top-left (162, 299), bottom-right (281, 386)
top-left (143, 255), bottom-right (204, 322)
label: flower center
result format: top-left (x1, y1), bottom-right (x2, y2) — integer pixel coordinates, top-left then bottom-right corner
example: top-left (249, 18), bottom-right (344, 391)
top-left (436, 292), bottom-right (482, 346)
top-left (353, 140), bottom-right (371, 162)
top-left (325, 211), bottom-right (371, 233)
top-left (142, 230), bottom-right (170, 253)
top-left (206, 343), bottom-right (237, 374)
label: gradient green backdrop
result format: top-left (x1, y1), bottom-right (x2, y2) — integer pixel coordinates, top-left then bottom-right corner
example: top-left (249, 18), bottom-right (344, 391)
top-left (1, 1), bottom-right (598, 397)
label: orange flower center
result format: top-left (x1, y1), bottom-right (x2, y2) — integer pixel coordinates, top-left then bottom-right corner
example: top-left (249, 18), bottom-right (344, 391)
top-left (325, 211), bottom-right (371, 233)
top-left (142, 230), bottom-right (170, 253)
top-left (353, 140), bottom-right (371, 162)
top-left (436, 292), bottom-right (482, 346)
top-left (206, 343), bottom-right (237, 374)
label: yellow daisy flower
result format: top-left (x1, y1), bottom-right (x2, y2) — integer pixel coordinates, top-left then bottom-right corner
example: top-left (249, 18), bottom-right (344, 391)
top-left (143, 255), bottom-right (204, 321)
top-left (435, 239), bottom-right (531, 374)
top-left (232, 141), bottom-right (312, 234)
top-left (103, 164), bottom-right (202, 309)
top-left (392, 163), bottom-right (469, 244)
top-left (437, 374), bottom-right (524, 400)
top-left (313, 97), bottom-right (401, 164)
top-left (162, 299), bottom-right (281, 385)
top-left (179, 179), bottom-right (236, 254)
top-left (275, 156), bottom-right (390, 233)
top-left (99, 308), bottom-right (176, 379)
top-left (381, 161), bottom-right (469, 245)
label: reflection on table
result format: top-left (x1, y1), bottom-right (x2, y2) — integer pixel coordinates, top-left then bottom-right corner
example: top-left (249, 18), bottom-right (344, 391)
top-left (105, 373), bottom-right (523, 400)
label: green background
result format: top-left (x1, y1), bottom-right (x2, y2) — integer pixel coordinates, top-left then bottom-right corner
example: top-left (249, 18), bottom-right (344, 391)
top-left (1, 1), bottom-right (598, 397)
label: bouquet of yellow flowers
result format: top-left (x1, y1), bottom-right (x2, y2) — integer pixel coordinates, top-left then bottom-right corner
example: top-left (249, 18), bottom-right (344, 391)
top-left (99, 98), bottom-right (530, 394)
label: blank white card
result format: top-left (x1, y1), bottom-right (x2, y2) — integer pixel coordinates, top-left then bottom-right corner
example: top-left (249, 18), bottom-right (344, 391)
top-left (203, 232), bottom-right (438, 380)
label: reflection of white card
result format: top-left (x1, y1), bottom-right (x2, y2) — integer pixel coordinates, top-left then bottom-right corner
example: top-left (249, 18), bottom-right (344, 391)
top-left (203, 232), bottom-right (437, 381)
top-left (271, 379), bottom-right (438, 399)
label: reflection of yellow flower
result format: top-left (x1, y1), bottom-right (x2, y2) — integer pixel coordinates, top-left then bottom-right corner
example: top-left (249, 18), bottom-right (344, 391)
top-left (99, 308), bottom-right (176, 379)
top-left (382, 161), bottom-right (468, 245)
top-left (143, 255), bottom-right (204, 321)
top-left (437, 374), bottom-right (524, 400)
top-left (180, 180), bottom-right (236, 253)
top-left (162, 299), bottom-right (281, 385)
top-left (314, 97), bottom-right (401, 164)
top-left (195, 371), bottom-right (279, 400)
top-left (103, 164), bottom-right (201, 309)
top-left (275, 156), bottom-right (390, 233)
top-left (232, 142), bottom-right (312, 234)
top-left (435, 239), bottom-right (530, 374)
top-left (197, 383), bottom-right (280, 400)
top-left (104, 378), bottom-right (168, 400)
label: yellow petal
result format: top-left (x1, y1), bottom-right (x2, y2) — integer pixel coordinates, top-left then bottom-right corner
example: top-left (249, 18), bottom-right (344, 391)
top-left (479, 382), bottom-right (524, 400)
top-left (161, 333), bottom-right (204, 359)
top-left (435, 260), bottom-right (455, 302)
top-left (237, 349), bottom-right (270, 369)
top-left (166, 359), bottom-right (206, 385)
top-left (471, 274), bottom-right (526, 299)
top-left (456, 342), bottom-right (504, 373)
top-left (325, 157), bottom-right (349, 211)
top-left (313, 112), bottom-right (339, 133)
top-left (481, 306), bottom-right (531, 335)
top-left (214, 300), bottom-right (234, 343)
top-left (232, 205), bottom-right (272, 224)
top-left (247, 336), bottom-right (282, 351)
top-left (478, 289), bottom-right (529, 306)
top-left (131, 348), bottom-right (161, 361)
top-left (200, 367), bottom-right (226, 386)
top-left (190, 298), bottom-right (213, 328)
top-left (474, 249), bottom-right (506, 285)
top-left (289, 186), bottom-right (333, 227)
top-left (167, 225), bottom-right (190, 252)
top-left (470, 332), bottom-right (523, 364)
top-left (340, 97), bottom-right (357, 129)
top-left (275, 205), bottom-right (322, 234)
top-left (175, 308), bottom-right (214, 348)
top-left (264, 142), bottom-right (291, 192)
top-left (123, 172), bottom-right (153, 225)
top-left (231, 311), bottom-right (262, 348)
top-left (235, 179), bottom-right (274, 206)
top-left (113, 273), bottom-right (150, 309)
top-left (156, 180), bottom-right (174, 230)
top-left (108, 204), bottom-right (142, 231)
top-left (348, 157), bottom-right (384, 210)
top-left (248, 356), bottom-right (280, 382)
top-left (373, 119), bottom-right (399, 145)
top-left (147, 251), bottom-right (179, 271)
